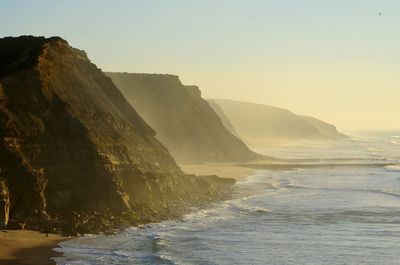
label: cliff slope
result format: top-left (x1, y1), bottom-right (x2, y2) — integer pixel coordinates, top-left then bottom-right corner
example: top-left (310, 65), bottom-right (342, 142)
top-left (107, 73), bottom-right (262, 164)
top-left (212, 99), bottom-right (348, 146)
top-left (0, 36), bottom-right (233, 235)
top-left (208, 99), bottom-right (241, 138)
top-left (299, 115), bottom-right (348, 139)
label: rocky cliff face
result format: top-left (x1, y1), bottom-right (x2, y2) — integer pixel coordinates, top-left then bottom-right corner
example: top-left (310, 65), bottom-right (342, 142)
top-left (0, 36), bottom-right (233, 235)
top-left (212, 99), bottom-right (348, 146)
top-left (107, 73), bottom-right (262, 164)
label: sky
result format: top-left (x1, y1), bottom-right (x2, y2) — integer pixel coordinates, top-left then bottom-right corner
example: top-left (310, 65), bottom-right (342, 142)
top-left (1, 0), bottom-right (399, 131)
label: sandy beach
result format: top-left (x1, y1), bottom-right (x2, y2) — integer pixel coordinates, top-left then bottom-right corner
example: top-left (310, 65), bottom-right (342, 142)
top-left (181, 162), bottom-right (259, 181)
top-left (0, 163), bottom-right (260, 265)
top-left (0, 230), bottom-right (67, 265)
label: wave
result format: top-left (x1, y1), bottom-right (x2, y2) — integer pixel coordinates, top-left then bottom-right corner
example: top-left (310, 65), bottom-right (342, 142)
top-left (390, 140), bottom-right (400, 146)
top-left (242, 175), bottom-right (283, 190)
top-left (285, 181), bottom-right (400, 199)
top-left (310, 210), bottom-right (400, 224)
top-left (285, 179), bottom-right (311, 189)
top-left (229, 200), bottom-right (270, 216)
top-left (287, 183), bottom-right (313, 189)
top-left (149, 246), bottom-right (178, 265)
top-left (186, 196), bottom-right (272, 222)
top-left (244, 162), bottom-right (393, 172)
top-left (384, 164), bottom-right (400, 172)
top-left (364, 188), bottom-right (400, 198)
top-left (265, 180), bottom-right (281, 189)
top-left (282, 157), bottom-right (385, 163)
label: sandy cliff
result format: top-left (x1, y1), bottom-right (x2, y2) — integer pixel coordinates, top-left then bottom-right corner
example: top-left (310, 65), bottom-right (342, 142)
top-left (0, 36), bottom-right (233, 235)
top-left (207, 99), bottom-right (241, 138)
top-left (211, 99), bottom-right (348, 146)
top-left (107, 72), bottom-right (262, 164)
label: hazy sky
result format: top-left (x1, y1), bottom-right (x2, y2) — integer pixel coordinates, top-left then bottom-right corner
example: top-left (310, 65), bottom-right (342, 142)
top-left (1, 0), bottom-right (399, 131)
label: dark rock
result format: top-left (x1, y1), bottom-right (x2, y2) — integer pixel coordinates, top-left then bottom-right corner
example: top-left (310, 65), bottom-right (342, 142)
top-left (0, 36), bottom-right (234, 235)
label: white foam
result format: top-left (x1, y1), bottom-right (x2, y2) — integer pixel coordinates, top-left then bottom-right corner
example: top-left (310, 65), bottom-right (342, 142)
top-left (385, 164), bottom-right (400, 172)
top-left (228, 200), bottom-right (270, 215)
top-left (364, 188), bottom-right (400, 198)
top-left (287, 183), bottom-right (313, 189)
top-left (390, 140), bottom-right (400, 146)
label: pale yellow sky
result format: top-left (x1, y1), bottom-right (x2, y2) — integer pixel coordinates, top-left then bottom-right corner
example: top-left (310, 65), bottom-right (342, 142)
top-left (3, 1), bottom-right (399, 131)
top-left (179, 60), bottom-right (400, 131)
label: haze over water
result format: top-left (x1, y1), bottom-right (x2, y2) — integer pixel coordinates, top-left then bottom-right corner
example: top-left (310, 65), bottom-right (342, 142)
top-left (55, 130), bottom-right (400, 265)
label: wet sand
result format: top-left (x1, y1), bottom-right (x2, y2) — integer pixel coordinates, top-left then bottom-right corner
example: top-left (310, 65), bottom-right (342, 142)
top-left (181, 160), bottom-right (393, 180)
top-left (181, 162), bottom-right (260, 181)
top-left (236, 162), bottom-right (393, 170)
top-left (0, 230), bottom-right (67, 265)
top-left (0, 162), bottom-right (272, 265)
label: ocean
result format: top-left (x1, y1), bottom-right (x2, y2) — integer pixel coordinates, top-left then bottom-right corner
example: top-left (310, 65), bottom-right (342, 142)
top-left (54, 131), bottom-right (400, 265)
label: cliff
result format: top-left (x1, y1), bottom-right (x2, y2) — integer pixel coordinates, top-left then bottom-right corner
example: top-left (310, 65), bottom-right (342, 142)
top-left (0, 36), bottom-right (234, 235)
top-left (299, 115), bottom-right (348, 139)
top-left (208, 99), bottom-right (241, 139)
top-left (106, 72), bottom-right (263, 164)
top-left (211, 99), bottom-right (348, 146)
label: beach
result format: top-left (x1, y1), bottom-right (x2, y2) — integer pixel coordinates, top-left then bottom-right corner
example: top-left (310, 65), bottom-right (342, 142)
top-left (54, 133), bottom-right (400, 265)
top-left (6, 134), bottom-right (400, 265)
top-left (0, 230), bottom-right (67, 265)
top-left (0, 164), bottom-right (253, 265)
top-left (181, 162), bottom-right (258, 181)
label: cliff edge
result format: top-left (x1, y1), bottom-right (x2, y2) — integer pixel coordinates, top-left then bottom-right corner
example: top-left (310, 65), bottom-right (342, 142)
top-left (107, 72), bottom-right (263, 164)
top-left (0, 36), bottom-right (234, 235)
top-left (211, 99), bottom-right (348, 146)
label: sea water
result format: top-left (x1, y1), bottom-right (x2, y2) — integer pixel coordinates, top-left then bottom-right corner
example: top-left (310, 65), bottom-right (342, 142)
top-left (54, 131), bottom-right (400, 265)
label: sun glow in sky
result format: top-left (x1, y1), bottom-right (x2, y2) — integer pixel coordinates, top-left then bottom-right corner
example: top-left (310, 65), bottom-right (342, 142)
top-left (1, 0), bottom-right (399, 130)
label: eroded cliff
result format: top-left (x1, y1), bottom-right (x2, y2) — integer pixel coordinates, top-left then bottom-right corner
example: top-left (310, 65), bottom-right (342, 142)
top-left (208, 99), bottom-right (241, 139)
top-left (107, 72), bottom-right (262, 164)
top-left (299, 115), bottom-right (348, 139)
top-left (0, 36), bottom-right (233, 235)
top-left (211, 99), bottom-right (348, 146)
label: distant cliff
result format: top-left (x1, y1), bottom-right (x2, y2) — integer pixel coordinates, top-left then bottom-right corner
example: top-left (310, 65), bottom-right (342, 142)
top-left (208, 100), bottom-right (241, 139)
top-left (211, 99), bottom-right (348, 146)
top-left (107, 73), bottom-right (263, 164)
top-left (299, 115), bottom-right (348, 139)
top-left (0, 36), bottom-right (234, 235)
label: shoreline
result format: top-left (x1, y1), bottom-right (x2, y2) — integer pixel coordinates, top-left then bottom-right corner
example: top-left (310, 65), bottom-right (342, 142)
top-left (181, 162), bottom-right (258, 181)
top-left (0, 230), bottom-right (68, 265)
top-left (1, 164), bottom-right (258, 265)
top-left (236, 162), bottom-right (393, 170)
